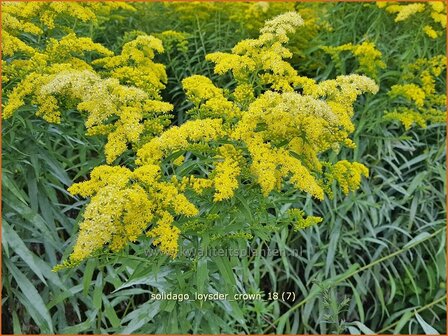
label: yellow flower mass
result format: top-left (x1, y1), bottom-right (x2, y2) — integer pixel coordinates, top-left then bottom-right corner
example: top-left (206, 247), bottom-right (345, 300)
top-left (49, 12), bottom-right (378, 268)
top-left (3, 9), bottom-right (376, 268)
top-left (385, 55), bottom-right (446, 130)
top-left (377, 1), bottom-right (447, 38)
top-left (2, 2), bottom-right (172, 164)
top-left (322, 41), bottom-right (386, 78)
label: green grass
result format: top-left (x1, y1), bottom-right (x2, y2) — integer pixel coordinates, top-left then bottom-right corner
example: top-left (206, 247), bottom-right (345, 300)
top-left (2, 2), bottom-right (446, 334)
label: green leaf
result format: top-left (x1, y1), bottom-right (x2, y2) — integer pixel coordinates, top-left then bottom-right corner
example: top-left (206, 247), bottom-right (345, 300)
top-left (404, 232), bottom-right (432, 248)
top-left (2, 220), bottom-right (47, 284)
top-left (2, 174), bottom-right (28, 204)
top-left (92, 271), bottom-right (103, 310)
top-left (83, 259), bottom-right (96, 296)
top-left (415, 312), bottom-right (439, 335)
top-left (103, 297), bottom-right (121, 328)
top-left (353, 321), bottom-right (376, 335)
top-left (46, 284), bottom-right (83, 309)
top-left (196, 257), bottom-right (208, 293)
top-left (12, 311), bottom-right (23, 334)
top-left (113, 265), bottom-right (171, 292)
top-left (348, 326), bottom-right (361, 334)
top-left (60, 311), bottom-right (97, 334)
top-left (120, 301), bottom-right (161, 334)
top-left (393, 310), bottom-right (413, 334)
top-left (5, 259), bottom-right (54, 333)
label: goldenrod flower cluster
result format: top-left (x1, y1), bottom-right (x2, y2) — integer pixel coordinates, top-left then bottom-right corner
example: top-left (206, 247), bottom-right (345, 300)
top-left (39, 70), bottom-right (172, 163)
top-left (231, 2), bottom-right (297, 33)
top-left (57, 164), bottom-right (198, 266)
top-left (206, 12), bottom-right (305, 91)
top-left (43, 12), bottom-right (376, 269)
top-left (163, 1), bottom-right (221, 22)
top-left (155, 30), bottom-right (190, 54)
top-left (2, 2), bottom-right (134, 42)
top-left (2, 36), bottom-right (114, 122)
top-left (325, 161), bottom-right (369, 196)
top-left (92, 35), bottom-right (167, 99)
top-left (288, 209), bottom-right (323, 231)
top-left (7, 10), bottom-right (372, 268)
top-left (162, 1), bottom-right (296, 30)
top-left (385, 55), bottom-right (446, 130)
top-left (2, 3), bottom-right (172, 164)
top-left (160, 1), bottom-right (330, 64)
top-left (322, 41), bottom-right (386, 79)
top-left (377, 1), bottom-right (446, 39)
top-left (164, 1), bottom-right (331, 38)
top-left (212, 145), bottom-right (243, 202)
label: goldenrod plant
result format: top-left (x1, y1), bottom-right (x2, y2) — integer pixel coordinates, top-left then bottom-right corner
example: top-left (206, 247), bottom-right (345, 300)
top-left (322, 41), bottom-right (386, 79)
top-left (377, 1), bottom-right (446, 39)
top-left (2, 2), bottom-right (173, 164)
top-left (2, 2), bottom-right (446, 334)
top-left (384, 55), bottom-right (446, 130)
top-left (53, 12), bottom-right (376, 269)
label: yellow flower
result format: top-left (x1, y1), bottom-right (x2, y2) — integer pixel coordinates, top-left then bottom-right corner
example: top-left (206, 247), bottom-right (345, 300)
top-left (2, 31), bottom-right (36, 57)
top-left (68, 165), bottom-right (133, 197)
top-left (384, 109), bottom-right (427, 130)
top-left (2, 5), bottom-right (167, 166)
top-left (213, 145), bottom-right (242, 201)
top-left (260, 11), bottom-right (304, 40)
top-left (431, 12), bottom-right (447, 28)
top-left (36, 70), bottom-right (172, 163)
top-left (394, 4), bottom-right (426, 22)
top-left (389, 84), bottom-right (426, 107)
top-left (277, 149), bottom-right (324, 200)
top-left (385, 55), bottom-right (446, 130)
top-left (136, 118), bottom-right (225, 165)
top-left (207, 12), bottom-right (304, 91)
top-left (45, 33), bottom-right (113, 61)
top-left (323, 41), bottom-right (386, 78)
top-left (182, 75), bottom-right (223, 104)
top-left (156, 30), bottom-right (189, 53)
top-left (93, 34), bottom-right (167, 99)
top-left (65, 165), bottom-right (155, 262)
top-left (182, 176), bottom-right (214, 195)
top-left (182, 75), bottom-right (242, 120)
top-left (146, 211), bottom-right (180, 257)
top-left (327, 161), bottom-right (369, 195)
top-left (233, 84), bottom-right (255, 107)
top-left (2, 2), bottom-right (134, 32)
top-left (423, 25), bottom-right (439, 38)
top-left (172, 155), bottom-right (185, 166)
top-left (378, 1), bottom-right (446, 33)
top-left (288, 209), bottom-right (322, 231)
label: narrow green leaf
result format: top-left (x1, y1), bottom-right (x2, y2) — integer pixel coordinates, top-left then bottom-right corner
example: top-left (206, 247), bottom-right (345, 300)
top-left (2, 220), bottom-right (47, 284)
top-left (393, 310), bottom-right (413, 334)
top-left (5, 259), bottom-right (53, 333)
top-left (103, 297), bottom-right (121, 328)
top-left (93, 271), bottom-right (103, 310)
top-left (415, 312), bottom-right (439, 335)
top-left (353, 321), bottom-right (376, 335)
top-left (83, 259), bottom-right (96, 296)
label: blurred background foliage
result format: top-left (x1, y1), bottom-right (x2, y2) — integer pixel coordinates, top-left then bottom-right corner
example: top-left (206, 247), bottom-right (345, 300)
top-left (2, 1), bottom-right (446, 334)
